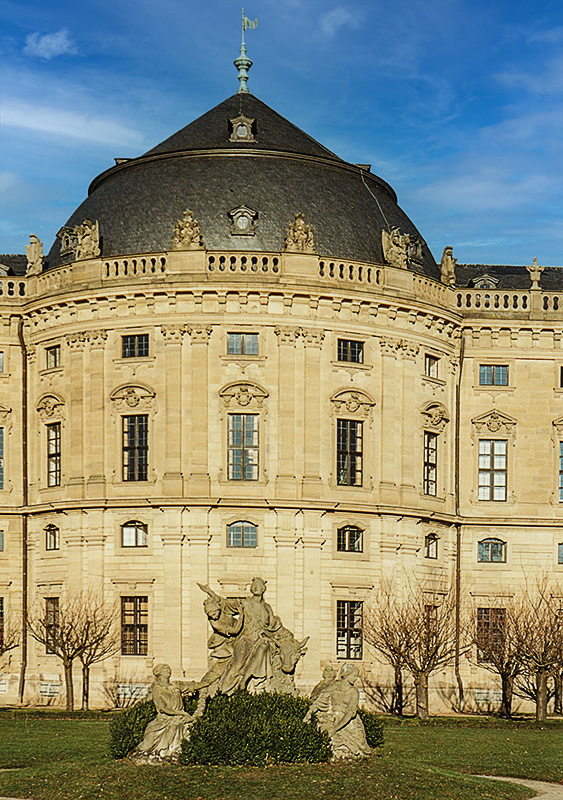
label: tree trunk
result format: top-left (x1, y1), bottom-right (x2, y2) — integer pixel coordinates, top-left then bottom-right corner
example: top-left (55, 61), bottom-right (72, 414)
top-left (500, 674), bottom-right (513, 718)
top-left (63, 660), bottom-right (74, 712)
top-left (393, 665), bottom-right (403, 716)
top-left (536, 671), bottom-right (548, 722)
top-left (414, 673), bottom-right (429, 719)
top-left (553, 670), bottom-right (562, 716)
top-left (82, 663), bottom-right (89, 711)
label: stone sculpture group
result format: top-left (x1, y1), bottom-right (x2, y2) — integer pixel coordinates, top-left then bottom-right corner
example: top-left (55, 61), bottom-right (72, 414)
top-left (133, 577), bottom-right (371, 762)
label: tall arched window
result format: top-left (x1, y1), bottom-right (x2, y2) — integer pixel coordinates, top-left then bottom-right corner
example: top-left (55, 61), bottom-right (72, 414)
top-left (227, 521), bottom-right (257, 548)
top-left (121, 520), bottom-right (148, 548)
top-left (424, 533), bottom-right (439, 559)
top-left (478, 538), bottom-right (506, 563)
top-left (45, 525), bottom-right (60, 551)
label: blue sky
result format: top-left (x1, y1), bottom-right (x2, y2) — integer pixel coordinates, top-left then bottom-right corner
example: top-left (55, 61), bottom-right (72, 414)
top-left (1, 0), bottom-right (562, 265)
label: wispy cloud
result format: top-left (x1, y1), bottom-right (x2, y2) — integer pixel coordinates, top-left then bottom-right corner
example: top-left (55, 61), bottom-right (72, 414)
top-left (1, 101), bottom-right (145, 148)
top-left (496, 54), bottom-right (563, 95)
top-left (24, 28), bottom-right (78, 60)
top-left (320, 7), bottom-right (360, 38)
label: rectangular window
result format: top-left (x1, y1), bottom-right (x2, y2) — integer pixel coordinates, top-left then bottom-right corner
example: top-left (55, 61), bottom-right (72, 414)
top-left (560, 366), bottom-right (563, 388)
top-left (122, 415), bottom-right (148, 481)
top-left (122, 334), bottom-right (149, 359)
top-left (0, 597), bottom-right (3, 651)
top-left (228, 414), bottom-right (259, 480)
top-left (479, 364), bottom-right (508, 386)
top-left (0, 426), bottom-right (3, 489)
top-left (227, 521), bottom-right (257, 548)
top-left (423, 431), bottom-right (438, 495)
top-left (0, 351), bottom-right (4, 372)
top-left (45, 345), bottom-right (61, 370)
top-left (559, 442), bottom-right (563, 503)
top-left (45, 597), bottom-right (59, 654)
top-left (337, 419), bottom-right (363, 486)
top-left (121, 596), bottom-right (148, 656)
top-left (477, 607), bottom-right (505, 662)
top-left (337, 339), bottom-right (364, 364)
top-left (424, 354), bottom-right (439, 378)
top-left (558, 543), bottom-right (563, 565)
top-left (0, 531), bottom-right (3, 551)
top-left (45, 526), bottom-right (59, 551)
top-left (46, 423), bottom-right (61, 487)
top-left (478, 439), bottom-right (507, 501)
top-left (336, 600), bottom-right (363, 659)
top-left (337, 526), bottom-right (363, 552)
top-left (227, 333), bottom-right (258, 356)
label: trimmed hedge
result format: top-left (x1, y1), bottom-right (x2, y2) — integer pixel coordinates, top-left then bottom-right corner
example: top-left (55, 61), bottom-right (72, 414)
top-left (109, 694), bottom-right (198, 759)
top-left (359, 708), bottom-right (385, 748)
top-left (179, 691), bottom-right (332, 766)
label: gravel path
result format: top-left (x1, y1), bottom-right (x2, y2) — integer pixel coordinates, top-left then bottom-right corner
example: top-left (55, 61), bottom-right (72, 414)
top-left (477, 776), bottom-right (563, 799)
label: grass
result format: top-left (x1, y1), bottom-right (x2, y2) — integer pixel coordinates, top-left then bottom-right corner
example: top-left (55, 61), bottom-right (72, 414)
top-left (0, 714), bottom-right (561, 800)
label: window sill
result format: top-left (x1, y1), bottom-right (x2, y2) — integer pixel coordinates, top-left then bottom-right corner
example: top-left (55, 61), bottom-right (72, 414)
top-left (331, 360), bottom-right (371, 372)
top-left (39, 367), bottom-right (63, 376)
top-left (221, 355), bottom-right (266, 366)
top-left (113, 357), bottom-right (155, 365)
top-left (422, 375), bottom-right (446, 387)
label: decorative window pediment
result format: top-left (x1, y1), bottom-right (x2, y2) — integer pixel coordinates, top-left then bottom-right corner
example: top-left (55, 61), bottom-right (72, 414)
top-left (36, 394), bottom-right (65, 423)
top-left (421, 402), bottom-right (450, 432)
top-left (330, 389), bottom-right (375, 417)
top-left (228, 205), bottom-right (257, 236)
top-left (470, 274), bottom-right (499, 289)
top-left (219, 381), bottom-right (268, 409)
top-left (0, 403), bottom-right (12, 424)
top-left (472, 409), bottom-right (517, 435)
top-left (229, 114), bottom-right (256, 143)
top-left (109, 384), bottom-right (156, 411)
top-left (553, 416), bottom-right (563, 434)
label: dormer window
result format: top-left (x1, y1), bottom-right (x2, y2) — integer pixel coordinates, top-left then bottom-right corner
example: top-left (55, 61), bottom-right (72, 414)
top-left (229, 114), bottom-right (256, 143)
top-left (228, 205), bottom-right (257, 236)
top-left (470, 274), bottom-right (500, 289)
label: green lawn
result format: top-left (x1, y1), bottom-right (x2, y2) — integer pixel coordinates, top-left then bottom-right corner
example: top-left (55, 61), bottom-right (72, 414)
top-left (0, 715), bottom-right (561, 800)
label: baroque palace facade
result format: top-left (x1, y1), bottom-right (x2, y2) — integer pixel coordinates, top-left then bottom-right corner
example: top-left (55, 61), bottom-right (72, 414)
top-left (0, 90), bottom-right (562, 709)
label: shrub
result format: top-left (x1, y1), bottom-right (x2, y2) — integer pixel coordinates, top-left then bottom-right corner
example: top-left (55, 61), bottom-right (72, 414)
top-left (179, 691), bottom-right (332, 766)
top-left (359, 708), bottom-right (385, 749)
top-left (109, 694), bottom-right (198, 759)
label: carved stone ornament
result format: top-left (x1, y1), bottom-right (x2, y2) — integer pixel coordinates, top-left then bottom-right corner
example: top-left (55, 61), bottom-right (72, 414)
top-left (283, 213), bottom-right (316, 254)
top-left (382, 227), bottom-right (410, 269)
top-left (379, 337), bottom-right (420, 360)
top-left (421, 402), bottom-right (450, 432)
top-left (57, 226), bottom-right (78, 259)
top-left (219, 382), bottom-right (268, 408)
top-left (229, 114), bottom-right (256, 142)
top-left (274, 326), bottom-right (301, 344)
top-left (160, 324), bottom-right (189, 342)
top-left (470, 274), bottom-right (499, 289)
top-left (37, 394), bottom-right (65, 423)
top-left (472, 409), bottom-right (517, 435)
top-left (553, 416), bottom-right (563, 434)
top-left (228, 205), bottom-right (257, 236)
top-left (526, 257), bottom-right (544, 288)
top-left (74, 219), bottom-right (101, 260)
top-left (300, 328), bottom-right (325, 348)
top-left (109, 384), bottom-right (156, 412)
top-left (172, 210), bottom-right (204, 250)
top-left (65, 332), bottom-right (87, 350)
top-left (440, 246), bottom-right (457, 286)
top-left (331, 389), bottom-right (375, 417)
top-left (26, 234), bottom-right (43, 276)
top-left (186, 326), bottom-right (213, 343)
top-left (87, 329), bottom-right (108, 348)
top-left (0, 403), bottom-right (12, 424)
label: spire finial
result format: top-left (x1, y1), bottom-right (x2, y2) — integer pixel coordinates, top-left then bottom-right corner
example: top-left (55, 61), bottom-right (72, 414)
top-left (235, 8), bottom-right (258, 93)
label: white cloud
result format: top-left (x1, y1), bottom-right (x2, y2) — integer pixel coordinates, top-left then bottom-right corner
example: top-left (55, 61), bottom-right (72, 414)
top-left (24, 29), bottom-right (78, 60)
top-left (1, 101), bottom-right (145, 148)
top-left (320, 7), bottom-right (360, 38)
top-left (496, 54), bottom-right (563, 95)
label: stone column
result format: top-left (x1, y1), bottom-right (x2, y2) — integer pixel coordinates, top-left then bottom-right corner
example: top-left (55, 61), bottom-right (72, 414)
top-left (186, 328), bottom-right (212, 497)
top-left (86, 330), bottom-right (107, 498)
top-left (160, 326), bottom-right (187, 496)
top-left (301, 329), bottom-right (325, 499)
top-left (274, 327), bottom-right (300, 498)
top-left (184, 508), bottom-right (211, 679)
top-left (400, 342), bottom-right (420, 503)
top-left (273, 509), bottom-right (299, 631)
top-left (65, 333), bottom-right (86, 499)
top-left (378, 337), bottom-right (400, 504)
top-left (159, 508), bottom-right (184, 675)
top-left (300, 510), bottom-right (325, 685)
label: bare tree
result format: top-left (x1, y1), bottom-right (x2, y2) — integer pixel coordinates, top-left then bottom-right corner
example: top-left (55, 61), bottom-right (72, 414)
top-left (509, 580), bottom-right (563, 722)
top-left (0, 607), bottom-right (20, 662)
top-left (28, 595), bottom-right (84, 711)
top-left (470, 601), bottom-right (520, 718)
top-left (364, 582), bottom-right (462, 719)
top-left (77, 597), bottom-right (120, 710)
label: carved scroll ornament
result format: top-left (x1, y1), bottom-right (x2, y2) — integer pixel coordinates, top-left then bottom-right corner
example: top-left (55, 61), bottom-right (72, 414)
top-left (331, 389), bottom-right (375, 417)
top-left (219, 382), bottom-right (268, 408)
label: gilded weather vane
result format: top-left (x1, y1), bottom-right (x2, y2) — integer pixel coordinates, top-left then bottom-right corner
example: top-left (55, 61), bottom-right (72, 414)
top-left (235, 8), bottom-right (258, 93)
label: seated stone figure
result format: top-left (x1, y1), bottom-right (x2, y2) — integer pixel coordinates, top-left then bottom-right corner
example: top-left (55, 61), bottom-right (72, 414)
top-left (133, 663), bottom-right (195, 761)
top-left (304, 663), bottom-right (371, 760)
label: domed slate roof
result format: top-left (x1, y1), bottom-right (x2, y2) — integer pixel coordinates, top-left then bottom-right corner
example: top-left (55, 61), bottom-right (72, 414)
top-left (46, 93), bottom-right (439, 279)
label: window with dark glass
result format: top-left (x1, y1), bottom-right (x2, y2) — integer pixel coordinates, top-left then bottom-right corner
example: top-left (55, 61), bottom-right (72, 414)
top-left (228, 414), bottom-right (259, 480)
top-left (47, 423), bottom-right (61, 487)
top-left (478, 439), bottom-right (507, 501)
top-left (424, 355), bottom-right (439, 378)
top-left (45, 345), bottom-right (61, 370)
top-left (45, 597), bottom-right (59, 654)
top-left (45, 525), bottom-right (60, 551)
top-left (0, 597), bottom-right (3, 651)
top-left (122, 415), bottom-right (148, 481)
top-left (424, 533), bottom-right (439, 559)
top-left (423, 432), bottom-right (438, 496)
top-left (478, 538), bottom-right (506, 563)
top-left (0, 426), bottom-right (3, 490)
top-left (559, 442), bottom-right (563, 503)
top-left (121, 521), bottom-right (148, 548)
top-left (477, 607), bottom-right (505, 662)
top-left (560, 366), bottom-right (563, 388)
top-left (0, 530), bottom-right (3, 552)
top-left (479, 365), bottom-right (508, 386)
top-left (227, 333), bottom-right (258, 356)
top-left (337, 419), bottom-right (363, 486)
top-left (227, 521), bottom-right (257, 548)
top-left (337, 339), bottom-right (364, 364)
top-left (0, 351), bottom-right (4, 372)
top-left (122, 334), bottom-right (149, 358)
top-left (558, 543), bottom-right (563, 565)
top-left (121, 596), bottom-right (148, 655)
top-left (336, 600), bottom-right (363, 659)
top-left (337, 525), bottom-right (363, 552)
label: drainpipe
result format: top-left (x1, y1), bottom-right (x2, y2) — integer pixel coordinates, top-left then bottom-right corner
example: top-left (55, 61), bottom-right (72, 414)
top-left (454, 329), bottom-right (465, 710)
top-left (16, 318), bottom-right (28, 704)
